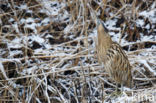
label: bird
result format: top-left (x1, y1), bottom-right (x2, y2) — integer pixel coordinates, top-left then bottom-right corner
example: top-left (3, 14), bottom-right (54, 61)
top-left (95, 19), bottom-right (133, 91)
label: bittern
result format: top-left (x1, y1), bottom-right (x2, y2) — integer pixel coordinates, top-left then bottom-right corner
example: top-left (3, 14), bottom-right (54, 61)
top-left (96, 19), bottom-right (133, 91)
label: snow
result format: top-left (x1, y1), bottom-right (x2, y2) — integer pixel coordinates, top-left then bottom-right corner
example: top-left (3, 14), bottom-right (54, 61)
top-left (25, 18), bottom-right (34, 23)
top-left (139, 8), bottom-right (156, 23)
top-left (26, 10), bottom-right (33, 13)
top-left (8, 38), bottom-right (23, 48)
top-left (20, 4), bottom-right (27, 10)
top-left (139, 60), bottom-right (156, 76)
top-left (9, 50), bottom-right (22, 57)
top-left (9, 18), bottom-right (14, 23)
top-left (140, 33), bottom-right (155, 41)
top-left (41, 18), bottom-right (50, 25)
top-left (29, 35), bottom-right (44, 43)
top-left (64, 25), bottom-right (73, 34)
top-left (0, 62), bottom-right (8, 79)
top-left (145, 24), bottom-right (150, 29)
top-left (0, 0), bottom-right (156, 103)
top-left (39, 0), bottom-right (66, 16)
top-left (22, 65), bottom-right (38, 75)
top-left (105, 19), bottom-right (120, 31)
top-left (109, 32), bottom-right (120, 42)
top-left (136, 19), bottom-right (144, 27)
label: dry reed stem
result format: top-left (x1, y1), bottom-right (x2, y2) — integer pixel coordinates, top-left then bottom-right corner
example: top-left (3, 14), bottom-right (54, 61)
top-left (0, 0), bottom-right (155, 102)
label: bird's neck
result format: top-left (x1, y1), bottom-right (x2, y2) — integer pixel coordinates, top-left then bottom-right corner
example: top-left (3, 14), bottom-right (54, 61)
top-left (98, 33), bottom-right (112, 50)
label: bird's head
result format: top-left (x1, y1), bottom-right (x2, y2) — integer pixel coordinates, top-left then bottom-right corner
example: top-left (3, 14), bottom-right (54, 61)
top-left (95, 18), bottom-right (110, 39)
top-left (96, 19), bottom-right (108, 34)
top-left (88, 4), bottom-right (110, 37)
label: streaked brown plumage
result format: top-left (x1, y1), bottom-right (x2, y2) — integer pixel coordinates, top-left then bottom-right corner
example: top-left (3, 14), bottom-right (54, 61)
top-left (96, 20), bottom-right (132, 90)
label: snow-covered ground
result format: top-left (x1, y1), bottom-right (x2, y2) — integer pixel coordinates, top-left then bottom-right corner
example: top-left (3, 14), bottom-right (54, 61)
top-left (0, 0), bottom-right (155, 103)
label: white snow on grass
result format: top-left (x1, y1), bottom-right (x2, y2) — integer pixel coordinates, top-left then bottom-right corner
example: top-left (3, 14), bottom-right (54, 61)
top-left (7, 38), bottom-right (23, 48)
top-left (1, 0), bottom-right (155, 102)
top-left (64, 24), bottom-right (73, 34)
top-left (22, 65), bottom-right (38, 75)
top-left (105, 19), bottom-right (120, 31)
top-left (145, 24), bottom-right (150, 29)
top-left (41, 18), bottom-right (50, 25)
top-left (139, 33), bottom-right (155, 41)
top-left (38, 0), bottom-right (69, 22)
top-left (19, 4), bottom-right (28, 10)
top-left (20, 18), bottom-right (40, 33)
top-left (0, 61), bottom-right (8, 79)
top-left (139, 60), bottom-right (156, 76)
top-left (9, 18), bottom-right (14, 23)
top-left (29, 35), bottom-right (45, 43)
top-left (109, 32), bottom-right (120, 43)
top-left (136, 19), bottom-right (144, 27)
top-left (38, 0), bottom-right (66, 16)
top-left (139, 8), bottom-right (156, 23)
top-left (12, 23), bottom-right (20, 33)
top-left (9, 50), bottom-right (22, 57)
top-left (25, 23), bottom-right (38, 34)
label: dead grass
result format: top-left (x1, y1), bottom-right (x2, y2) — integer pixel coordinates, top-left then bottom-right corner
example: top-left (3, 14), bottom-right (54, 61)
top-left (0, 0), bottom-right (155, 102)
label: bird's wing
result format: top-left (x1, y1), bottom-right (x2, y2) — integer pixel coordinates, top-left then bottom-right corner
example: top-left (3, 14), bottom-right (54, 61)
top-left (106, 42), bottom-right (131, 72)
top-left (105, 42), bottom-right (132, 84)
